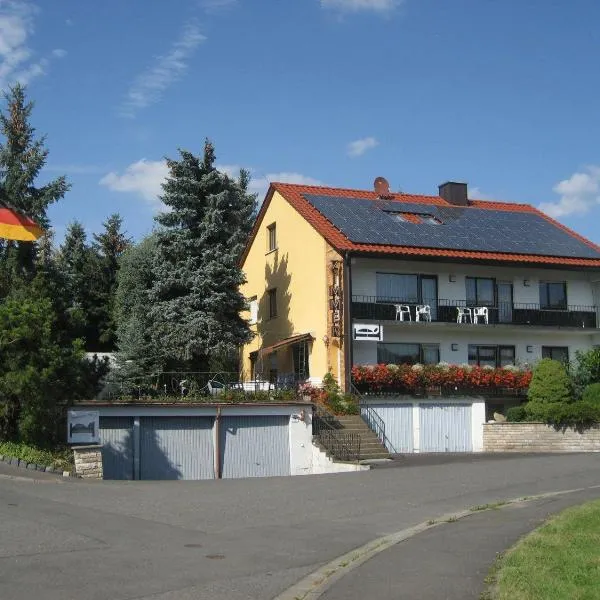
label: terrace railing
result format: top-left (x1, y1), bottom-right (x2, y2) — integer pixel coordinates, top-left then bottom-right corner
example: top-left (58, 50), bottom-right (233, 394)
top-left (352, 296), bottom-right (598, 329)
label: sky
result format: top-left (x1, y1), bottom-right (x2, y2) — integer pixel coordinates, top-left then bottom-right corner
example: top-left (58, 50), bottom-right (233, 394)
top-left (2, 0), bottom-right (600, 244)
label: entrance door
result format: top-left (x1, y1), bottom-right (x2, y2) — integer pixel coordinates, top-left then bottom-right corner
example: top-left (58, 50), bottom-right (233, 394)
top-left (497, 282), bottom-right (513, 324)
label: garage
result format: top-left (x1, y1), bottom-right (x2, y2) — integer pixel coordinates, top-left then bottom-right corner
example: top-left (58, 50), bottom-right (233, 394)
top-left (140, 416), bottom-right (215, 480)
top-left (220, 415), bottom-right (291, 479)
top-left (366, 403), bottom-right (413, 453)
top-left (99, 416), bottom-right (134, 480)
top-left (419, 403), bottom-right (473, 452)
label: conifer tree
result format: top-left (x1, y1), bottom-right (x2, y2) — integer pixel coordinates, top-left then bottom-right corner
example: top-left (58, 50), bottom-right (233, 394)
top-left (0, 84), bottom-right (69, 292)
top-left (93, 214), bottom-right (132, 348)
top-left (150, 140), bottom-right (256, 370)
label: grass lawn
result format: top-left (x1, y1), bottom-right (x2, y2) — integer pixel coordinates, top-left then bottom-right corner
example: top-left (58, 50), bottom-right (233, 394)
top-left (490, 499), bottom-right (600, 600)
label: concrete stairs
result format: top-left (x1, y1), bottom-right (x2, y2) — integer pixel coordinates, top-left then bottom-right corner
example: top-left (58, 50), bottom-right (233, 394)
top-left (330, 415), bottom-right (391, 461)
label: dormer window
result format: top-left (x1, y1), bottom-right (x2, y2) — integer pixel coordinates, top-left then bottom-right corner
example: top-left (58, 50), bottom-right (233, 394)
top-left (385, 211), bottom-right (442, 225)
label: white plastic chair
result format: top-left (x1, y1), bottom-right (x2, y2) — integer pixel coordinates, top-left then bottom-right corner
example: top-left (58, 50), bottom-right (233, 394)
top-left (473, 307), bottom-right (489, 324)
top-left (456, 307), bottom-right (472, 323)
top-left (395, 304), bottom-right (411, 321)
top-left (415, 305), bottom-right (431, 322)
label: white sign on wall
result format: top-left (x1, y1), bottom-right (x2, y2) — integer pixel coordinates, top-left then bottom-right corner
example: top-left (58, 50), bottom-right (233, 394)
top-left (67, 410), bottom-right (100, 444)
top-left (353, 323), bottom-right (383, 341)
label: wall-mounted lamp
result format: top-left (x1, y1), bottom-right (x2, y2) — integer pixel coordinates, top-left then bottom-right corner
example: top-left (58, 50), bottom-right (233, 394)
top-left (523, 279), bottom-right (530, 287)
top-left (526, 345), bottom-right (533, 353)
top-left (448, 274), bottom-right (456, 282)
top-left (451, 343), bottom-right (459, 351)
top-left (322, 335), bottom-right (330, 347)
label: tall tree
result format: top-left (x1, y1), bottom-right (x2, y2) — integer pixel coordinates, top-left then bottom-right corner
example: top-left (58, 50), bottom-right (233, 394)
top-left (150, 140), bottom-right (256, 370)
top-left (93, 214), bottom-right (132, 349)
top-left (0, 84), bottom-right (69, 292)
top-left (114, 235), bottom-right (163, 386)
top-left (57, 221), bottom-right (104, 349)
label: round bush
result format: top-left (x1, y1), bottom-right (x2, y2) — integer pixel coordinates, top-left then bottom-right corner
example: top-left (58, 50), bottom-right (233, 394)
top-left (506, 405), bottom-right (527, 422)
top-left (527, 359), bottom-right (572, 405)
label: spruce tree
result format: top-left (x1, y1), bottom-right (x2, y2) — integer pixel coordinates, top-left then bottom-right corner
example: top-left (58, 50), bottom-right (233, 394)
top-left (92, 214), bottom-right (132, 349)
top-left (150, 140), bottom-right (256, 370)
top-left (0, 84), bottom-right (69, 293)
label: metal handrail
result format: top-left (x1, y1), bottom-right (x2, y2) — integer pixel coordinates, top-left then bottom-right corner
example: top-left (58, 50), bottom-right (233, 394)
top-left (351, 384), bottom-right (399, 454)
top-left (313, 405), bottom-right (361, 462)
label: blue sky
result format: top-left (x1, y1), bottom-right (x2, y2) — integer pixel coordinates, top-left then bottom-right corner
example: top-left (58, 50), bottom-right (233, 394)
top-left (2, 0), bottom-right (600, 244)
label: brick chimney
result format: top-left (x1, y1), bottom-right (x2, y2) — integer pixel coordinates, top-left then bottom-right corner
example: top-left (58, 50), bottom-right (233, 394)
top-left (439, 182), bottom-right (468, 206)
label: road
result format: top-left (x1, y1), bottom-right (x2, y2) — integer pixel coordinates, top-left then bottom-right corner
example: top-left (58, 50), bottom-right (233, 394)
top-left (1, 453), bottom-right (599, 600)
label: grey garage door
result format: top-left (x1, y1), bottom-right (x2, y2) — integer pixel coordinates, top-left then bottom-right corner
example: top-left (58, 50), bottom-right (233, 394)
top-left (367, 403), bottom-right (413, 453)
top-left (419, 403), bottom-right (472, 452)
top-left (220, 415), bottom-right (290, 479)
top-left (100, 417), bottom-right (134, 480)
top-left (140, 417), bottom-right (215, 480)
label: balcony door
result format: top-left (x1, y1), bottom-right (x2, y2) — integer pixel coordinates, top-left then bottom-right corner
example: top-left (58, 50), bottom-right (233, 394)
top-left (497, 282), bottom-right (513, 324)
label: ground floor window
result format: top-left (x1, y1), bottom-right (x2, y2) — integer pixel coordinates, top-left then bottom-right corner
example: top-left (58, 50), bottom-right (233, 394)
top-left (468, 345), bottom-right (515, 368)
top-left (377, 343), bottom-right (440, 365)
top-left (542, 346), bottom-right (569, 363)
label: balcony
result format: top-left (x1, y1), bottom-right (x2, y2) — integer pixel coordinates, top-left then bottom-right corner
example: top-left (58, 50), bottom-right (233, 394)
top-left (351, 296), bottom-right (598, 329)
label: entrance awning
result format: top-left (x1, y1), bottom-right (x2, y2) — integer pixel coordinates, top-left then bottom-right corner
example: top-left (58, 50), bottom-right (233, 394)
top-left (259, 333), bottom-right (313, 355)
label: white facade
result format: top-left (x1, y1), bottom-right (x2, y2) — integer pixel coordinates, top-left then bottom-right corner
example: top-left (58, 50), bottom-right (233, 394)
top-left (351, 257), bottom-right (600, 366)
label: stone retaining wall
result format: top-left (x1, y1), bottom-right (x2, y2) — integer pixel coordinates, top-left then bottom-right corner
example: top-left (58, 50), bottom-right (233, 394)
top-left (73, 445), bottom-right (103, 479)
top-left (483, 422), bottom-right (600, 453)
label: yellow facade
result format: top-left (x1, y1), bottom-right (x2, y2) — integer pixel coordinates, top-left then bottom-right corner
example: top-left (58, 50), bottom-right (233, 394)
top-left (240, 190), bottom-right (344, 386)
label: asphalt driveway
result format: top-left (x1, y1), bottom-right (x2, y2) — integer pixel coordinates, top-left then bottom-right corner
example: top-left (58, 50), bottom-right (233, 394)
top-left (1, 453), bottom-right (599, 600)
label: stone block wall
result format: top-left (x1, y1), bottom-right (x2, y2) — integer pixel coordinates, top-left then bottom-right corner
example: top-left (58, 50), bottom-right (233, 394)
top-left (483, 423), bottom-right (600, 453)
top-left (73, 445), bottom-right (103, 479)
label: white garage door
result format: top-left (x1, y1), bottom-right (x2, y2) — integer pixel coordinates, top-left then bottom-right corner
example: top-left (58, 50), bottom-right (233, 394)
top-left (100, 417), bottom-right (134, 480)
top-left (419, 403), bottom-right (472, 452)
top-left (367, 403), bottom-right (413, 453)
top-left (140, 417), bottom-right (215, 480)
top-left (220, 415), bottom-right (291, 479)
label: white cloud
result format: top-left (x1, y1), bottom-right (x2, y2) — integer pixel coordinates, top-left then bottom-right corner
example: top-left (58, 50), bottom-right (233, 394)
top-left (99, 159), bottom-right (169, 210)
top-left (100, 159), bottom-right (322, 210)
top-left (120, 22), bottom-right (206, 117)
top-left (51, 48), bottom-right (67, 58)
top-left (538, 166), bottom-right (600, 218)
top-left (0, 1), bottom-right (66, 89)
top-left (65, 18), bottom-right (73, 26)
top-left (469, 186), bottom-right (491, 200)
top-left (321, 0), bottom-right (403, 14)
top-left (347, 136), bottom-right (379, 158)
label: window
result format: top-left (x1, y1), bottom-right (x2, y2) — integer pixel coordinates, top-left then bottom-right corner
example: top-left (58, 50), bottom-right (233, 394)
top-left (293, 341), bottom-right (310, 380)
top-left (542, 346), bottom-right (569, 363)
top-left (376, 273), bottom-right (438, 305)
top-left (468, 345), bottom-right (515, 368)
top-left (267, 223), bottom-right (277, 252)
top-left (385, 211), bottom-right (442, 224)
top-left (248, 296), bottom-right (258, 325)
top-left (466, 277), bottom-right (495, 306)
top-left (539, 282), bottom-right (567, 310)
top-left (267, 288), bottom-right (277, 318)
top-left (377, 343), bottom-right (440, 365)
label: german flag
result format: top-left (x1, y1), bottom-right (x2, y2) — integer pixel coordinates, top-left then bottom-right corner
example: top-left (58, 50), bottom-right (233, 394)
top-left (0, 207), bottom-right (44, 241)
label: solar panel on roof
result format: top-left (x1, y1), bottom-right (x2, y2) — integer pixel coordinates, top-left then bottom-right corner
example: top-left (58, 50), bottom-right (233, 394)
top-left (304, 194), bottom-right (600, 259)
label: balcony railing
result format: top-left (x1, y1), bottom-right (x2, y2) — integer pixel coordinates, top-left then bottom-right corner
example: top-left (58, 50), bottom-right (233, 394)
top-left (351, 296), bottom-right (598, 329)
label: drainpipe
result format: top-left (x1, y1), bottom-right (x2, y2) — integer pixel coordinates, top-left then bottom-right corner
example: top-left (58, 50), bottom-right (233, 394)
top-left (343, 252), bottom-right (353, 393)
top-left (214, 407), bottom-right (222, 479)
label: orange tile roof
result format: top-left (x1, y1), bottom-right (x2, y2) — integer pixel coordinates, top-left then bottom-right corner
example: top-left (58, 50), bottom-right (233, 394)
top-left (240, 182), bottom-right (600, 268)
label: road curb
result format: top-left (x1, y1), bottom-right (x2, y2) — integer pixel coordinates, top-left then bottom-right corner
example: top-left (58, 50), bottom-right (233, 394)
top-left (273, 485), bottom-right (600, 600)
top-left (0, 454), bottom-right (74, 477)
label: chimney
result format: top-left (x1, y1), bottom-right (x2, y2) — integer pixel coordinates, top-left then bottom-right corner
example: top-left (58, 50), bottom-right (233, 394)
top-left (439, 181), bottom-right (468, 206)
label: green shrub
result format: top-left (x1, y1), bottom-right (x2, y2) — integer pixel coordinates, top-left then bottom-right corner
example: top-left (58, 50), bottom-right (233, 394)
top-left (0, 441), bottom-right (72, 470)
top-left (527, 359), bottom-right (573, 405)
top-left (573, 348), bottom-right (600, 390)
top-left (582, 383), bottom-right (600, 405)
top-left (506, 405), bottom-right (527, 422)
